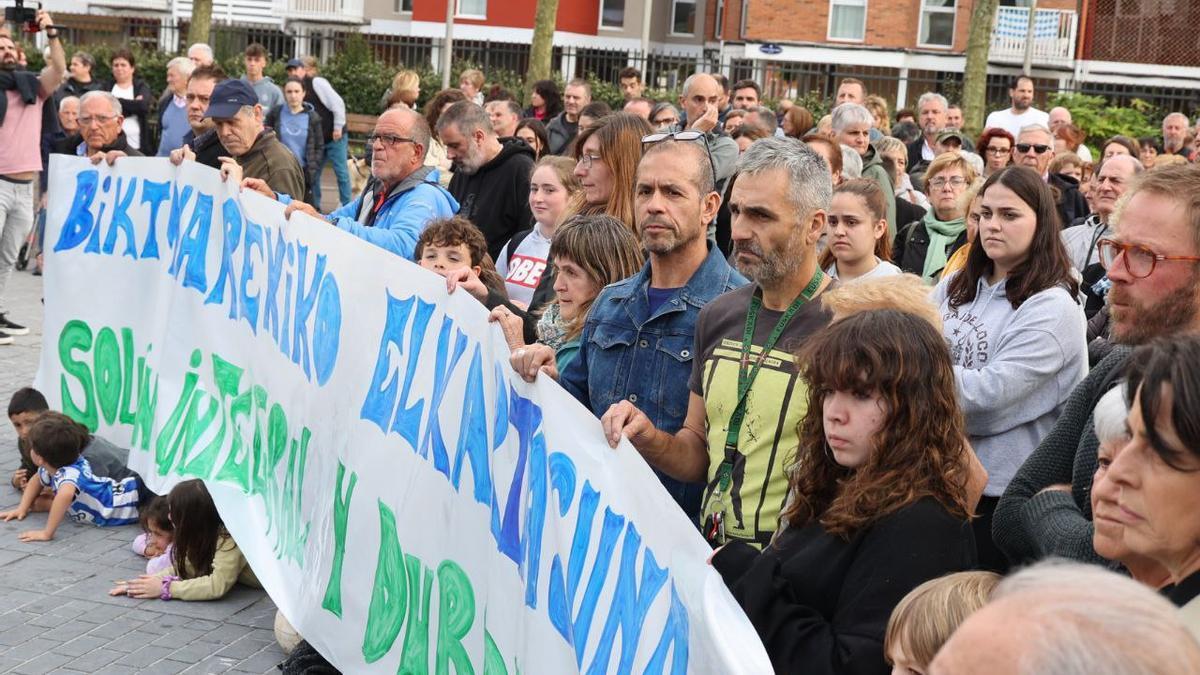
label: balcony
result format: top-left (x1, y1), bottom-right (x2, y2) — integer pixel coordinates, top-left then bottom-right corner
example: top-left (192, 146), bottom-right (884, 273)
top-left (274, 0), bottom-right (365, 25)
top-left (990, 6), bottom-right (1078, 69)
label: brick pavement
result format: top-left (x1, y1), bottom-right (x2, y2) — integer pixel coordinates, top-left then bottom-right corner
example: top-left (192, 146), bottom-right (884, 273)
top-left (0, 269), bottom-right (288, 675)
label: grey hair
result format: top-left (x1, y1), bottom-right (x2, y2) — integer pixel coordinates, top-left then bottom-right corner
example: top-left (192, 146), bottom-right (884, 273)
top-left (649, 102), bottom-right (679, 124)
top-left (994, 560), bottom-right (1200, 675)
top-left (840, 145), bottom-right (862, 178)
top-left (167, 56), bottom-right (195, 78)
top-left (681, 72), bottom-right (718, 98)
top-left (1164, 111), bottom-right (1190, 127)
top-left (1017, 124), bottom-right (1053, 142)
top-left (58, 95), bottom-right (80, 110)
top-left (187, 43), bottom-right (214, 61)
top-left (749, 106), bottom-right (777, 133)
top-left (874, 135), bottom-right (905, 156)
top-left (1092, 385), bottom-right (1129, 446)
top-left (641, 140), bottom-right (715, 195)
top-left (831, 103), bottom-right (874, 133)
top-left (79, 90), bottom-right (122, 118)
top-left (381, 106), bottom-right (431, 161)
top-left (736, 136), bottom-right (833, 216)
top-left (435, 100), bottom-right (494, 138)
top-left (916, 92), bottom-right (948, 111)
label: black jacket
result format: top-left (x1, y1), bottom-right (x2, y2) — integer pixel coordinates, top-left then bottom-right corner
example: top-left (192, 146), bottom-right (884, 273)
top-left (183, 128), bottom-right (228, 170)
top-left (104, 78), bottom-right (155, 153)
top-left (52, 77), bottom-right (103, 107)
top-left (895, 196), bottom-right (927, 229)
top-left (265, 103), bottom-right (324, 202)
top-left (712, 497), bottom-right (975, 675)
top-left (448, 138), bottom-right (536, 261)
top-left (893, 217), bottom-right (968, 279)
top-left (1048, 172), bottom-right (1089, 229)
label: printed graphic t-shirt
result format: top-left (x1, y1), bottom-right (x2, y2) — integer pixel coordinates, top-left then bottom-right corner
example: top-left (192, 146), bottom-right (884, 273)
top-left (688, 283), bottom-right (833, 548)
top-left (496, 226), bottom-right (552, 307)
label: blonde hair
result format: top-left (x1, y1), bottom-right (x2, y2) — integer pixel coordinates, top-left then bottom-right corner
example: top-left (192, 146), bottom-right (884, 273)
top-left (460, 68), bottom-right (484, 89)
top-left (388, 70), bottom-right (420, 108)
top-left (531, 155), bottom-right (582, 204)
top-left (924, 151), bottom-right (979, 191)
top-left (864, 94), bottom-right (891, 135)
top-left (1152, 153), bottom-right (1188, 169)
top-left (885, 571), bottom-right (1001, 669)
top-left (822, 273), bottom-right (942, 329)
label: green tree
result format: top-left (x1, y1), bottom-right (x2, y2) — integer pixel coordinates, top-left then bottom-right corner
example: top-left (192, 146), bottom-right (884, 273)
top-left (187, 0), bottom-right (213, 48)
top-left (961, 0), bottom-right (999, 136)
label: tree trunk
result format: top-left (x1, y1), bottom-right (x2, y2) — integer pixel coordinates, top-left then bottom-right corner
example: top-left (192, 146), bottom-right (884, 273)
top-left (526, 0), bottom-right (560, 96)
top-left (961, 0), bottom-right (999, 137)
top-left (187, 0), bottom-right (213, 48)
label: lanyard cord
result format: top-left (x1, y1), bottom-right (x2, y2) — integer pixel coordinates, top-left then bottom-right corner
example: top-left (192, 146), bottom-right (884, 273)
top-left (713, 269), bottom-right (825, 495)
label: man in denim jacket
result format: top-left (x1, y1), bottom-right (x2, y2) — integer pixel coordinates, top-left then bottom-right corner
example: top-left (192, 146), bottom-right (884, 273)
top-left (555, 139), bottom-right (746, 518)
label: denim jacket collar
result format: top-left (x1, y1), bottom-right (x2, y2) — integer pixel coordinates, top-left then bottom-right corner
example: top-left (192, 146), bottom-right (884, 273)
top-left (606, 242), bottom-right (743, 325)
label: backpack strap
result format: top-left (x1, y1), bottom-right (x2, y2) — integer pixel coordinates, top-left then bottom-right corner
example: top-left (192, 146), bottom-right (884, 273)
top-left (506, 228), bottom-right (533, 267)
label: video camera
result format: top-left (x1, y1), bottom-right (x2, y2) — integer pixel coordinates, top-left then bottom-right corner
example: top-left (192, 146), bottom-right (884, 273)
top-left (4, 0), bottom-right (41, 34)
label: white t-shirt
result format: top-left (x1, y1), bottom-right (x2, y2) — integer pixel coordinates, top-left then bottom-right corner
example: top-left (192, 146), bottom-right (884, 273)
top-left (496, 225), bottom-right (552, 308)
top-left (111, 83), bottom-right (139, 150)
top-left (825, 258), bottom-right (902, 282)
top-left (984, 107), bottom-right (1050, 138)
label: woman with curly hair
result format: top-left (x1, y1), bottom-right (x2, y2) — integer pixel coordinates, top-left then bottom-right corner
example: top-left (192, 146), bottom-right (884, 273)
top-left (711, 309), bottom-right (976, 675)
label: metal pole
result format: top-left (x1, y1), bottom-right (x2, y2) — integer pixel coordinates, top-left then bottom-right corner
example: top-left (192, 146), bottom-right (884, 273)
top-left (441, 0), bottom-right (455, 90)
top-left (1021, 0), bottom-right (1036, 76)
top-left (640, 0), bottom-right (653, 60)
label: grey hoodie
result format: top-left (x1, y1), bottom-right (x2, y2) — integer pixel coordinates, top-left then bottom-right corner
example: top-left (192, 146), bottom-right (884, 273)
top-left (243, 75), bottom-right (285, 116)
top-left (932, 274), bottom-right (1088, 496)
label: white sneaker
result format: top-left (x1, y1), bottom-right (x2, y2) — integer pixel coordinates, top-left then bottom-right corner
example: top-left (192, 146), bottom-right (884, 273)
top-left (0, 331), bottom-right (12, 346)
top-left (0, 314), bottom-right (28, 336)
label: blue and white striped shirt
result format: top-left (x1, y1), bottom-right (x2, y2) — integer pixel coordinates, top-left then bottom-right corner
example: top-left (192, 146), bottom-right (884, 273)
top-left (39, 457), bottom-right (140, 526)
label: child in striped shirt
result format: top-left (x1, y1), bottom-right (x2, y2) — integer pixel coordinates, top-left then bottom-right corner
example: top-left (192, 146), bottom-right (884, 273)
top-left (0, 412), bottom-right (140, 541)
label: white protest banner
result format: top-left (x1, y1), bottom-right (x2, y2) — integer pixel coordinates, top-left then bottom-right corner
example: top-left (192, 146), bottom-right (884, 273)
top-left (36, 156), bottom-right (771, 673)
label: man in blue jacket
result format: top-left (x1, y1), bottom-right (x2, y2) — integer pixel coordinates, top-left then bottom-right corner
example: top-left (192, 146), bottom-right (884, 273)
top-left (244, 107), bottom-right (457, 259)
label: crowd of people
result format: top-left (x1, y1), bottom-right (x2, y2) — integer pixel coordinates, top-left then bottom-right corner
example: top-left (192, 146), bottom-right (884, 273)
top-left (4, 10), bottom-right (1200, 672)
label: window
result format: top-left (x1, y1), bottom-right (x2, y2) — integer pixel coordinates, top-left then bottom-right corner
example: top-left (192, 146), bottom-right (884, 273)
top-left (457, 0), bottom-right (486, 17)
top-left (714, 0), bottom-right (725, 37)
top-left (827, 0), bottom-right (866, 41)
top-left (671, 0), bottom-right (696, 34)
top-left (600, 0), bottom-right (625, 28)
top-left (394, 0), bottom-right (412, 12)
top-left (918, 0), bottom-right (956, 48)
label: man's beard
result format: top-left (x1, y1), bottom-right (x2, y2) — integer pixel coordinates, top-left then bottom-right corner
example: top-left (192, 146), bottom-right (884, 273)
top-left (640, 216), bottom-right (699, 255)
top-left (1109, 270), bottom-right (1200, 345)
top-left (1013, 99), bottom-right (1030, 112)
top-left (733, 232), bottom-right (804, 286)
top-left (1164, 137), bottom-right (1184, 153)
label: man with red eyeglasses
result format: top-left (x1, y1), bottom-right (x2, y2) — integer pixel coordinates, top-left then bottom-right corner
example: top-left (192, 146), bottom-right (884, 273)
top-left (995, 163), bottom-right (1200, 568)
top-left (1013, 123), bottom-right (1088, 229)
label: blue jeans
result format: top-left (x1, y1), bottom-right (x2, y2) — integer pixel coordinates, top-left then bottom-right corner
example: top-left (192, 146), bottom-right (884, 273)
top-left (314, 135), bottom-right (352, 207)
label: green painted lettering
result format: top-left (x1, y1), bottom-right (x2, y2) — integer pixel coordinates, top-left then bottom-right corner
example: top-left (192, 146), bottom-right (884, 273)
top-left (399, 553), bottom-right (434, 675)
top-left (57, 320), bottom-right (97, 431)
top-left (435, 560), bottom-right (476, 675)
top-left (92, 327), bottom-right (121, 426)
top-left (321, 461), bottom-right (357, 618)
top-left (362, 500), bottom-right (408, 663)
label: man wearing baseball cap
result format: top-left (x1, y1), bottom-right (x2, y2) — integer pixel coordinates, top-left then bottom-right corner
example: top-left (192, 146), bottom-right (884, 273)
top-left (204, 78), bottom-right (305, 200)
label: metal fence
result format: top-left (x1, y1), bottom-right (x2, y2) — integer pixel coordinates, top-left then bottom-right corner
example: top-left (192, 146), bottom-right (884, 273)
top-left (39, 12), bottom-right (1200, 118)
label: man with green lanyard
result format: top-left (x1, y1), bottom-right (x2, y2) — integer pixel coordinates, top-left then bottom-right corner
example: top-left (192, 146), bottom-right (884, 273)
top-left (602, 137), bottom-right (835, 548)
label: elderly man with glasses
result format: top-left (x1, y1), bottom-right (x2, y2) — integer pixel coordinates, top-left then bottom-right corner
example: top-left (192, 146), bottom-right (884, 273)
top-left (243, 106), bottom-right (458, 259)
top-left (1013, 123), bottom-right (1089, 229)
top-left (70, 90), bottom-right (143, 160)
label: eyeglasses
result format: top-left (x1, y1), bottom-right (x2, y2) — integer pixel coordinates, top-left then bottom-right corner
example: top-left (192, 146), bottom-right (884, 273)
top-left (641, 131), bottom-right (717, 185)
top-left (1015, 143), bottom-right (1051, 154)
top-left (985, 146), bottom-right (1011, 156)
top-left (78, 115), bottom-right (119, 127)
top-left (928, 176), bottom-right (968, 190)
top-left (577, 153), bottom-right (603, 170)
top-left (1097, 238), bottom-right (1200, 279)
top-left (367, 133), bottom-right (418, 148)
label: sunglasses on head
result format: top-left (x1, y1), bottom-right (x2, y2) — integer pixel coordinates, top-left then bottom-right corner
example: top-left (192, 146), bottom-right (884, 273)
top-left (1015, 143), bottom-right (1051, 154)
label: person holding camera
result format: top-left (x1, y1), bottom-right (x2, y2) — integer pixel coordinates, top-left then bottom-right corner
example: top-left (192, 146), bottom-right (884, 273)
top-left (0, 9), bottom-right (64, 346)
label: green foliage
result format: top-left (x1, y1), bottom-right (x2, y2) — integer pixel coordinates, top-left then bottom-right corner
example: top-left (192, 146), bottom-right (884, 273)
top-left (321, 33), bottom-right (395, 118)
top-left (578, 73), bottom-right (625, 110)
top-left (20, 40), bottom-right (173, 94)
top-left (1047, 92), bottom-right (1159, 149)
top-left (792, 89), bottom-right (831, 122)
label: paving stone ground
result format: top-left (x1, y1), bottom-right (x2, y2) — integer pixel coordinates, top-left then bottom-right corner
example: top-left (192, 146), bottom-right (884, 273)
top-left (0, 268), bottom-right (288, 675)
